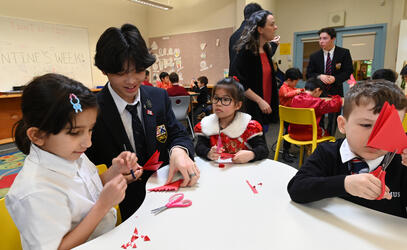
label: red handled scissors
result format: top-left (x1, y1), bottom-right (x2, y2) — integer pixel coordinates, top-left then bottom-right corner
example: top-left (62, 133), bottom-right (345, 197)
top-left (151, 193), bottom-right (192, 215)
top-left (370, 150), bottom-right (397, 200)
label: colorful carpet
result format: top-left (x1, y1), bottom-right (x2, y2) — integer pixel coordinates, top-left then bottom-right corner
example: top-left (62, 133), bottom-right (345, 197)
top-left (0, 151), bottom-right (25, 198)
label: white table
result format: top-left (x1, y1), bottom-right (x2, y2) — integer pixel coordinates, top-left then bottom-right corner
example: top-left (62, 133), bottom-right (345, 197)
top-left (76, 157), bottom-right (407, 250)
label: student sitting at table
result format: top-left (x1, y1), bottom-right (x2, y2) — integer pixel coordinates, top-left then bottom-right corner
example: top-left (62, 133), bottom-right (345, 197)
top-left (194, 77), bottom-right (269, 163)
top-left (190, 76), bottom-right (210, 124)
top-left (167, 72), bottom-right (189, 96)
top-left (278, 67), bottom-right (304, 162)
top-left (156, 72), bottom-right (172, 89)
top-left (288, 78), bottom-right (342, 141)
top-left (6, 74), bottom-right (142, 249)
top-left (142, 70), bottom-right (154, 86)
top-left (288, 80), bottom-right (407, 218)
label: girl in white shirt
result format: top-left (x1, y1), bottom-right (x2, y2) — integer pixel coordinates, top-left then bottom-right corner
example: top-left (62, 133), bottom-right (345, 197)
top-left (6, 73), bottom-right (143, 250)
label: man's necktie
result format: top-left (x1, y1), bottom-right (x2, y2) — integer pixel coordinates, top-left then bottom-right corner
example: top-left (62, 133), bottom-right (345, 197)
top-left (126, 103), bottom-right (147, 164)
top-left (325, 52), bottom-right (332, 75)
top-left (349, 158), bottom-right (369, 174)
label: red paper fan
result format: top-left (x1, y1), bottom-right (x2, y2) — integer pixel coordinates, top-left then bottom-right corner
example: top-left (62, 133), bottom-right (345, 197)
top-left (147, 179), bottom-right (183, 192)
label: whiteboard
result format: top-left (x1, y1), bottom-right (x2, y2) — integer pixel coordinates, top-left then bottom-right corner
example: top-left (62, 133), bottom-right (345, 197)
top-left (0, 16), bottom-right (92, 91)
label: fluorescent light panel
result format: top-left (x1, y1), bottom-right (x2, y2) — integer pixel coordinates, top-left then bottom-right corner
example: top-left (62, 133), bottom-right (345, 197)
top-left (129, 0), bottom-right (173, 10)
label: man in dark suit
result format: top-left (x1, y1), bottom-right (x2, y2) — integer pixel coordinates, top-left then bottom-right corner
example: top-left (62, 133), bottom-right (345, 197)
top-left (306, 27), bottom-right (353, 135)
top-left (86, 24), bottom-right (198, 220)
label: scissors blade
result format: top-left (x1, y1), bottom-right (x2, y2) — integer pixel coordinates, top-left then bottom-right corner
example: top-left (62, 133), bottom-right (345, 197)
top-left (383, 151), bottom-right (397, 171)
top-left (151, 206), bottom-right (167, 215)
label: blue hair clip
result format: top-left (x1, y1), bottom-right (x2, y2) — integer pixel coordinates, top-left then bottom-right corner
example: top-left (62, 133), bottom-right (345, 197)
top-left (69, 93), bottom-right (83, 113)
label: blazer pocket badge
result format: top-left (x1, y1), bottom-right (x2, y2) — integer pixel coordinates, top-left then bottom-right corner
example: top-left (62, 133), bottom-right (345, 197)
top-left (335, 63), bottom-right (341, 70)
top-left (156, 124), bottom-right (167, 143)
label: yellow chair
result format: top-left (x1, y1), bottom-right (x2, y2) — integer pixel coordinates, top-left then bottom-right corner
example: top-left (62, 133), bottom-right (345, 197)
top-left (0, 197), bottom-right (22, 250)
top-left (96, 164), bottom-right (122, 225)
top-left (274, 105), bottom-right (336, 167)
top-left (402, 115), bottom-right (407, 133)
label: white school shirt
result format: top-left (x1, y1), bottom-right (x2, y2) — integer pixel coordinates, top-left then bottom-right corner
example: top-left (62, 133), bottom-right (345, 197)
top-left (5, 144), bottom-right (116, 250)
top-left (339, 139), bottom-right (384, 172)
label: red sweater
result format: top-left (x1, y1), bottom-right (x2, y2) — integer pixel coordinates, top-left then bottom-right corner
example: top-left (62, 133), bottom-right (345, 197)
top-left (279, 82), bottom-right (302, 106)
top-left (288, 92), bottom-right (342, 140)
top-left (167, 85), bottom-right (189, 96)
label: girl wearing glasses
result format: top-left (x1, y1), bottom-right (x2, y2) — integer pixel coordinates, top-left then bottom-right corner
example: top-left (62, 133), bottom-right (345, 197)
top-left (194, 77), bottom-right (269, 163)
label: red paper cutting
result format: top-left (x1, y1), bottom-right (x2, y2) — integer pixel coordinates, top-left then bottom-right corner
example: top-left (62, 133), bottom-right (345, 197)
top-left (131, 235), bottom-right (138, 242)
top-left (246, 180), bottom-right (258, 194)
top-left (220, 153), bottom-right (234, 159)
top-left (133, 226), bottom-right (138, 235)
top-left (143, 150), bottom-right (163, 171)
top-left (218, 164), bottom-right (225, 168)
top-left (147, 179), bottom-right (183, 192)
top-left (144, 235), bottom-right (151, 241)
top-left (132, 243), bottom-right (137, 248)
top-left (0, 173), bottom-right (18, 189)
top-left (347, 74), bottom-right (357, 85)
top-left (367, 102), bottom-right (407, 153)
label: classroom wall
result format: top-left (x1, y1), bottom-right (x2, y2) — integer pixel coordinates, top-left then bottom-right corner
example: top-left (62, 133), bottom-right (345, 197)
top-left (0, 0), bottom-right (149, 88)
top-left (274, 0), bottom-right (405, 72)
top-left (146, 0), bottom-right (236, 37)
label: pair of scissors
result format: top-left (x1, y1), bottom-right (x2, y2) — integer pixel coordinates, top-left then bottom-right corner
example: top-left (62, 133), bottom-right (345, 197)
top-left (151, 193), bottom-right (192, 215)
top-left (370, 150), bottom-right (397, 200)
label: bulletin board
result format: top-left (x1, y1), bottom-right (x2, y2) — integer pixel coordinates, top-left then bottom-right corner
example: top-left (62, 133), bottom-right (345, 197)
top-left (0, 15), bottom-right (92, 92)
top-left (148, 27), bottom-right (233, 86)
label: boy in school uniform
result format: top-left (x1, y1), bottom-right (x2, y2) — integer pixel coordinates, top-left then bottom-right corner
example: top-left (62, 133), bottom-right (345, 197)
top-left (190, 76), bottom-right (210, 124)
top-left (167, 72), bottom-right (189, 96)
top-left (288, 80), bottom-right (407, 218)
top-left (288, 78), bottom-right (342, 141)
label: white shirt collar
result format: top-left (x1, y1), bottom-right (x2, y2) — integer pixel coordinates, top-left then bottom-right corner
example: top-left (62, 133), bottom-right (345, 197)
top-left (323, 46), bottom-right (335, 56)
top-left (108, 82), bottom-right (140, 115)
top-left (339, 139), bottom-right (384, 172)
top-left (28, 144), bottom-right (79, 178)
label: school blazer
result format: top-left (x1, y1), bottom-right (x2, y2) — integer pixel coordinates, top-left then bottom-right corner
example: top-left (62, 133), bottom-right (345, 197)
top-left (306, 46), bottom-right (353, 97)
top-left (85, 84), bottom-right (194, 167)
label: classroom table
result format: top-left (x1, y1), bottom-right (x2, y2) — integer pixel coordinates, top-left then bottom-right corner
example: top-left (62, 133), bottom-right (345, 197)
top-left (75, 157), bottom-right (407, 250)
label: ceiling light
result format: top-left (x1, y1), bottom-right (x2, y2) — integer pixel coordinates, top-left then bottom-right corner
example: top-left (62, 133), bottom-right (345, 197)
top-left (129, 0), bottom-right (173, 10)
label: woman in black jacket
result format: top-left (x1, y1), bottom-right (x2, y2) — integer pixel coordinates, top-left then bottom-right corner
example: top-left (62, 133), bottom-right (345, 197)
top-left (230, 10), bottom-right (279, 129)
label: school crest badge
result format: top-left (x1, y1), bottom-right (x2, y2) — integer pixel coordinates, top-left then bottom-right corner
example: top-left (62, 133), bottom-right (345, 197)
top-left (335, 63), bottom-right (341, 70)
top-left (156, 124), bottom-right (167, 143)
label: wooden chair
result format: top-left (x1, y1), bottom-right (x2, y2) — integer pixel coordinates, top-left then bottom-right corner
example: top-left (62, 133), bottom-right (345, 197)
top-left (0, 197), bottom-right (22, 250)
top-left (274, 105), bottom-right (336, 167)
top-left (95, 164), bottom-right (122, 225)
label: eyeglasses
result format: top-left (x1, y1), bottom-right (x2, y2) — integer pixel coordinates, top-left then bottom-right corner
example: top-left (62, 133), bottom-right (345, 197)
top-left (212, 96), bottom-right (232, 106)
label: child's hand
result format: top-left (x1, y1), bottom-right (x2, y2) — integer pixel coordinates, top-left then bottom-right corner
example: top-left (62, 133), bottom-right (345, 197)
top-left (98, 174), bottom-right (127, 210)
top-left (232, 150), bottom-right (255, 164)
top-left (344, 174), bottom-right (392, 200)
top-left (112, 151), bottom-right (143, 183)
top-left (207, 146), bottom-right (224, 161)
top-left (401, 148), bottom-right (407, 166)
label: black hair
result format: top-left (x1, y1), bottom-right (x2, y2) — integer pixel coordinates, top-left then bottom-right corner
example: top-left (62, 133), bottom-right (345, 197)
top-left (213, 77), bottom-right (245, 104)
top-left (318, 27), bottom-right (336, 39)
top-left (285, 68), bottom-right (302, 81)
top-left (13, 73), bottom-right (97, 154)
top-left (169, 72), bottom-right (179, 83)
top-left (95, 23), bottom-right (156, 74)
top-left (197, 76), bottom-right (208, 85)
top-left (145, 69), bottom-right (150, 76)
top-left (243, 3), bottom-right (263, 19)
top-left (372, 69), bottom-right (397, 83)
top-left (304, 78), bottom-right (324, 91)
top-left (235, 10), bottom-right (273, 54)
top-left (400, 64), bottom-right (407, 76)
top-left (343, 80), bottom-right (407, 119)
top-left (159, 72), bottom-right (169, 81)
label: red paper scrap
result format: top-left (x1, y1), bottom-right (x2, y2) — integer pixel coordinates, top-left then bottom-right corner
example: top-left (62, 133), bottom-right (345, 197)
top-left (133, 226), bottom-right (138, 235)
top-left (144, 235), bottom-right (151, 241)
top-left (132, 243), bottom-right (137, 248)
top-left (219, 164), bottom-right (225, 168)
top-left (148, 179), bottom-right (183, 192)
top-left (246, 180), bottom-right (258, 194)
top-left (143, 150), bottom-right (164, 171)
top-left (367, 102), bottom-right (407, 153)
top-left (0, 173), bottom-right (18, 189)
top-left (121, 244), bottom-right (127, 249)
top-left (258, 182), bottom-right (263, 186)
top-left (220, 153), bottom-right (234, 159)
top-left (131, 235), bottom-right (138, 242)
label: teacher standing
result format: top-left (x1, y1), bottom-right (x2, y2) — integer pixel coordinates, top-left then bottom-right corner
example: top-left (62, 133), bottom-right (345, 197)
top-left (230, 10), bottom-right (279, 131)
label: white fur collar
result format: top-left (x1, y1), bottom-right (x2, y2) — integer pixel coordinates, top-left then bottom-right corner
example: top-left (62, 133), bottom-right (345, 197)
top-left (201, 112), bottom-right (252, 138)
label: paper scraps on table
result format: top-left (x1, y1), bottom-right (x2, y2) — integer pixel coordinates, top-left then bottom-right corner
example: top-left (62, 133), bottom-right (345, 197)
top-left (143, 150), bottom-right (163, 171)
top-left (147, 179), bottom-right (183, 192)
top-left (215, 152), bottom-right (235, 164)
top-left (366, 101), bottom-right (407, 153)
top-left (121, 226), bottom-right (151, 249)
top-left (246, 180), bottom-right (258, 194)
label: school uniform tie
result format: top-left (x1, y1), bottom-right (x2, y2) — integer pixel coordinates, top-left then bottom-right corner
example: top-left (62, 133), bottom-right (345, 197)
top-left (349, 158), bottom-right (369, 174)
top-left (126, 103), bottom-right (147, 164)
top-left (325, 52), bottom-right (332, 75)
